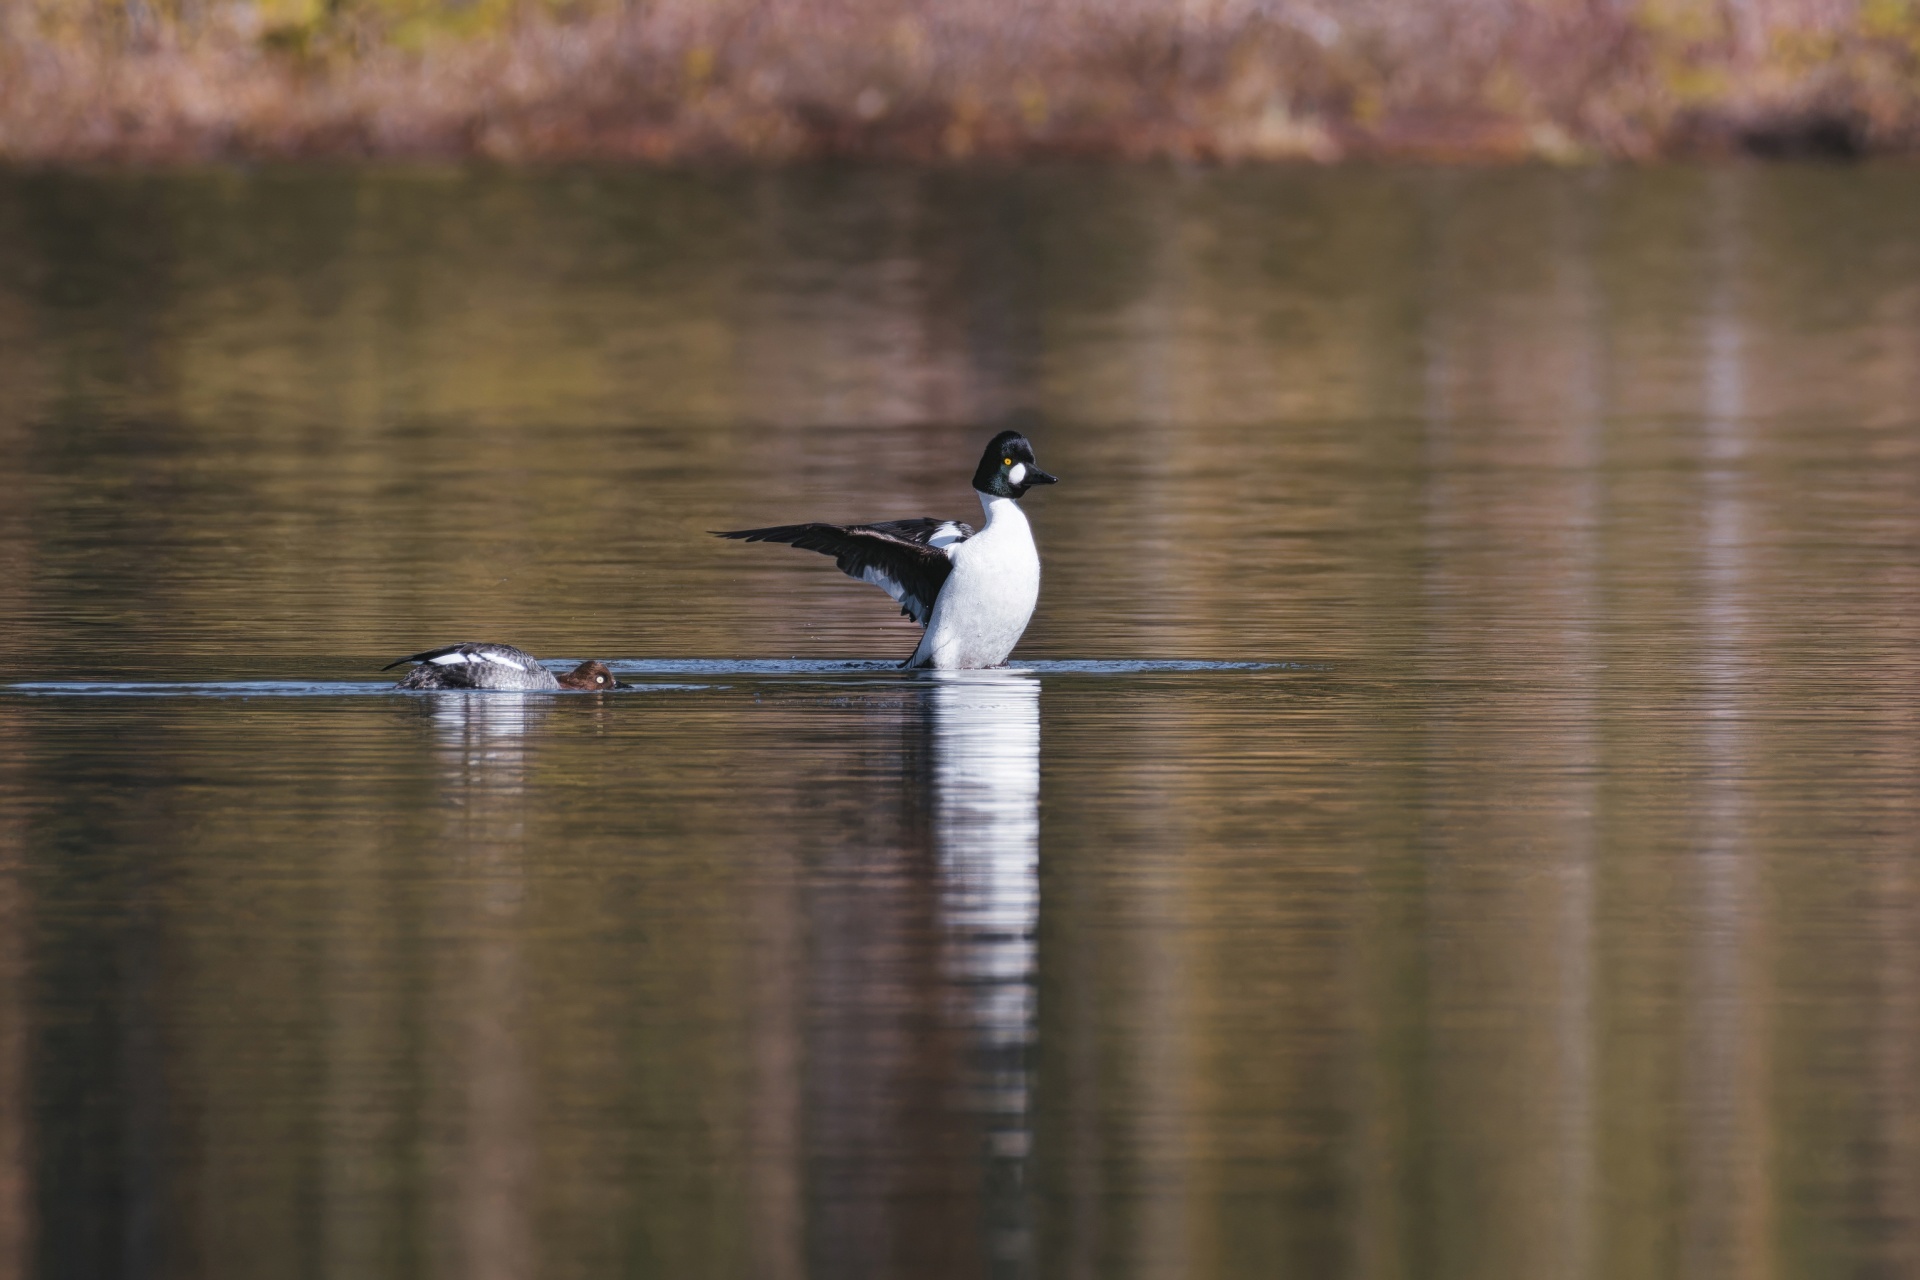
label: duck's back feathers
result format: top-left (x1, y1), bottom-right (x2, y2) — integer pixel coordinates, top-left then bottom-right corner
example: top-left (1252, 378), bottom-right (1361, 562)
top-left (384, 642), bottom-right (545, 673)
top-left (713, 519), bottom-right (972, 627)
top-left (387, 643), bottom-right (562, 691)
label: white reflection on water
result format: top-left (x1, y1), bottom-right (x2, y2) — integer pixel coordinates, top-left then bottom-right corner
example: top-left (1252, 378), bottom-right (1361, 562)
top-left (930, 670), bottom-right (1040, 1273)
top-left (427, 691), bottom-right (549, 773)
top-left (1684, 171), bottom-right (1769, 1279)
top-left (425, 693), bottom-right (538, 1280)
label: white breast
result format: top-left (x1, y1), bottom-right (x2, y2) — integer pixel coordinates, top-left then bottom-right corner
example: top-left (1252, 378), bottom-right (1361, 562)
top-left (911, 496), bottom-right (1042, 669)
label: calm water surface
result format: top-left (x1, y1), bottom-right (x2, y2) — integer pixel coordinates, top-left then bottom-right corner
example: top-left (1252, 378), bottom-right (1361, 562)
top-left (0, 165), bottom-right (1916, 1279)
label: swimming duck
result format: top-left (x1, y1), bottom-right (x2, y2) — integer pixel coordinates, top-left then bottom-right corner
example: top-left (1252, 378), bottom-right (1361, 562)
top-left (715, 431), bottom-right (1058, 669)
top-left (385, 643), bottom-right (620, 691)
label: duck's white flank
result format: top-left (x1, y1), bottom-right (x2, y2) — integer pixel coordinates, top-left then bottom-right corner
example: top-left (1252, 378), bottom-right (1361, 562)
top-left (910, 494), bottom-right (1041, 670)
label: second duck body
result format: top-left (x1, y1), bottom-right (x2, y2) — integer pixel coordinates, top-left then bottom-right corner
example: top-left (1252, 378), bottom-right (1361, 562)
top-left (385, 643), bottom-right (619, 691)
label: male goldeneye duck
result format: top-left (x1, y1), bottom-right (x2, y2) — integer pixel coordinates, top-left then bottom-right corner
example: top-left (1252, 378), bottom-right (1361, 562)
top-left (714, 430), bottom-right (1058, 670)
top-left (385, 643), bottom-right (621, 691)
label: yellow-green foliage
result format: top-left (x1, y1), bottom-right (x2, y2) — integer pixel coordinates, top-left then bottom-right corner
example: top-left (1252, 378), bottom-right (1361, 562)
top-left (22, 0), bottom-right (603, 53)
top-left (1859, 0), bottom-right (1920, 65)
top-left (298, 0), bottom-right (588, 51)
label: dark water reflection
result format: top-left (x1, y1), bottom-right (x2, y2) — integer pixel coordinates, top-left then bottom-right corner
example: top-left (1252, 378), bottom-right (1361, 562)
top-left (0, 164), bottom-right (1918, 1279)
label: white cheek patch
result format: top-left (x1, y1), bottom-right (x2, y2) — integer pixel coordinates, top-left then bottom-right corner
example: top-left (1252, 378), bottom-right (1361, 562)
top-left (1008, 463), bottom-right (1027, 485)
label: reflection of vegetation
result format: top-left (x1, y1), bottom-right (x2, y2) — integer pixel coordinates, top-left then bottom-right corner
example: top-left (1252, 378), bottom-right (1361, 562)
top-left (2, 0), bottom-right (1919, 161)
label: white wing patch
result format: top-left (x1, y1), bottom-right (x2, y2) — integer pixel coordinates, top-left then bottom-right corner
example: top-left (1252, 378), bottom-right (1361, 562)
top-left (860, 565), bottom-right (909, 604)
top-left (929, 522), bottom-right (967, 549)
top-left (860, 565), bottom-right (934, 626)
top-left (430, 647), bottom-right (534, 670)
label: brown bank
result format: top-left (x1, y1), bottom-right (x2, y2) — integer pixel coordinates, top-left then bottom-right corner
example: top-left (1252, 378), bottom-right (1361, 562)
top-left (3, 0), bottom-right (1917, 164)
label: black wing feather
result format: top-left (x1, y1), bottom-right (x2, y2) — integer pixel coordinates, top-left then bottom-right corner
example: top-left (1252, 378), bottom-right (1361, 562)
top-left (383, 643), bottom-right (476, 671)
top-left (713, 519), bottom-right (972, 627)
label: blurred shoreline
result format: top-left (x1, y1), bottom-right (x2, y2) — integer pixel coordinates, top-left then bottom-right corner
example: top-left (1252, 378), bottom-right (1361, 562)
top-left (3, 0), bottom-right (1917, 165)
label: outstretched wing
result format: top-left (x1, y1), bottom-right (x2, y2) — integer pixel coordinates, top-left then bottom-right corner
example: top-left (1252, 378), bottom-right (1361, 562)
top-left (713, 518), bottom-right (973, 627)
top-left (382, 642), bottom-right (544, 674)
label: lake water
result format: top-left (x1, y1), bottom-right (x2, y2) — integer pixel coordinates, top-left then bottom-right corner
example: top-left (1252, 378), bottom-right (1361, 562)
top-left (0, 164), bottom-right (1917, 1279)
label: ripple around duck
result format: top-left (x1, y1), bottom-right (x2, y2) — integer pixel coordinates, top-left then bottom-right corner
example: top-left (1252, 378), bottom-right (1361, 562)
top-left (2, 681), bottom-right (713, 698)
top-left (2, 661), bottom-right (1300, 697)
top-left (606, 658), bottom-right (1306, 676)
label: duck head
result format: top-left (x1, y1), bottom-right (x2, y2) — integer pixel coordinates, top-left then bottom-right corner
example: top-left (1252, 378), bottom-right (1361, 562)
top-left (558, 660), bottom-right (621, 690)
top-left (971, 430), bottom-right (1058, 499)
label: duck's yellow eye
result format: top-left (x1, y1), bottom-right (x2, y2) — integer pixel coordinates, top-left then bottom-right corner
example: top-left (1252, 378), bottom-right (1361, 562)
top-left (1003, 458), bottom-right (1012, 466)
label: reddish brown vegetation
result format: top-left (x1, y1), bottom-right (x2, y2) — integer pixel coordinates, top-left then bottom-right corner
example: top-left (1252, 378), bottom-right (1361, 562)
top-left (2, 0), bottom-right (1918, 163)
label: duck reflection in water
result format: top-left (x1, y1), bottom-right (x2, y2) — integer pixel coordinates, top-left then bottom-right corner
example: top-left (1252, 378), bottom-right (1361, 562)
top-left (930, 670), bottom-right (1041, 1273)
top-left (799, 669), bottom-right (1043, 1278)
top-left (412, 680), bottom-right (621, 780)
top-left (415, 691), bottom-right (549, 1280)
top-left (421, 689), bottom-right (551, 783)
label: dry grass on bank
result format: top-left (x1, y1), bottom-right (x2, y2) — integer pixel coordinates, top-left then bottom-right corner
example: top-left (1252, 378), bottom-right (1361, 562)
top-left (3, 0), bottom-right (1919, 164)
